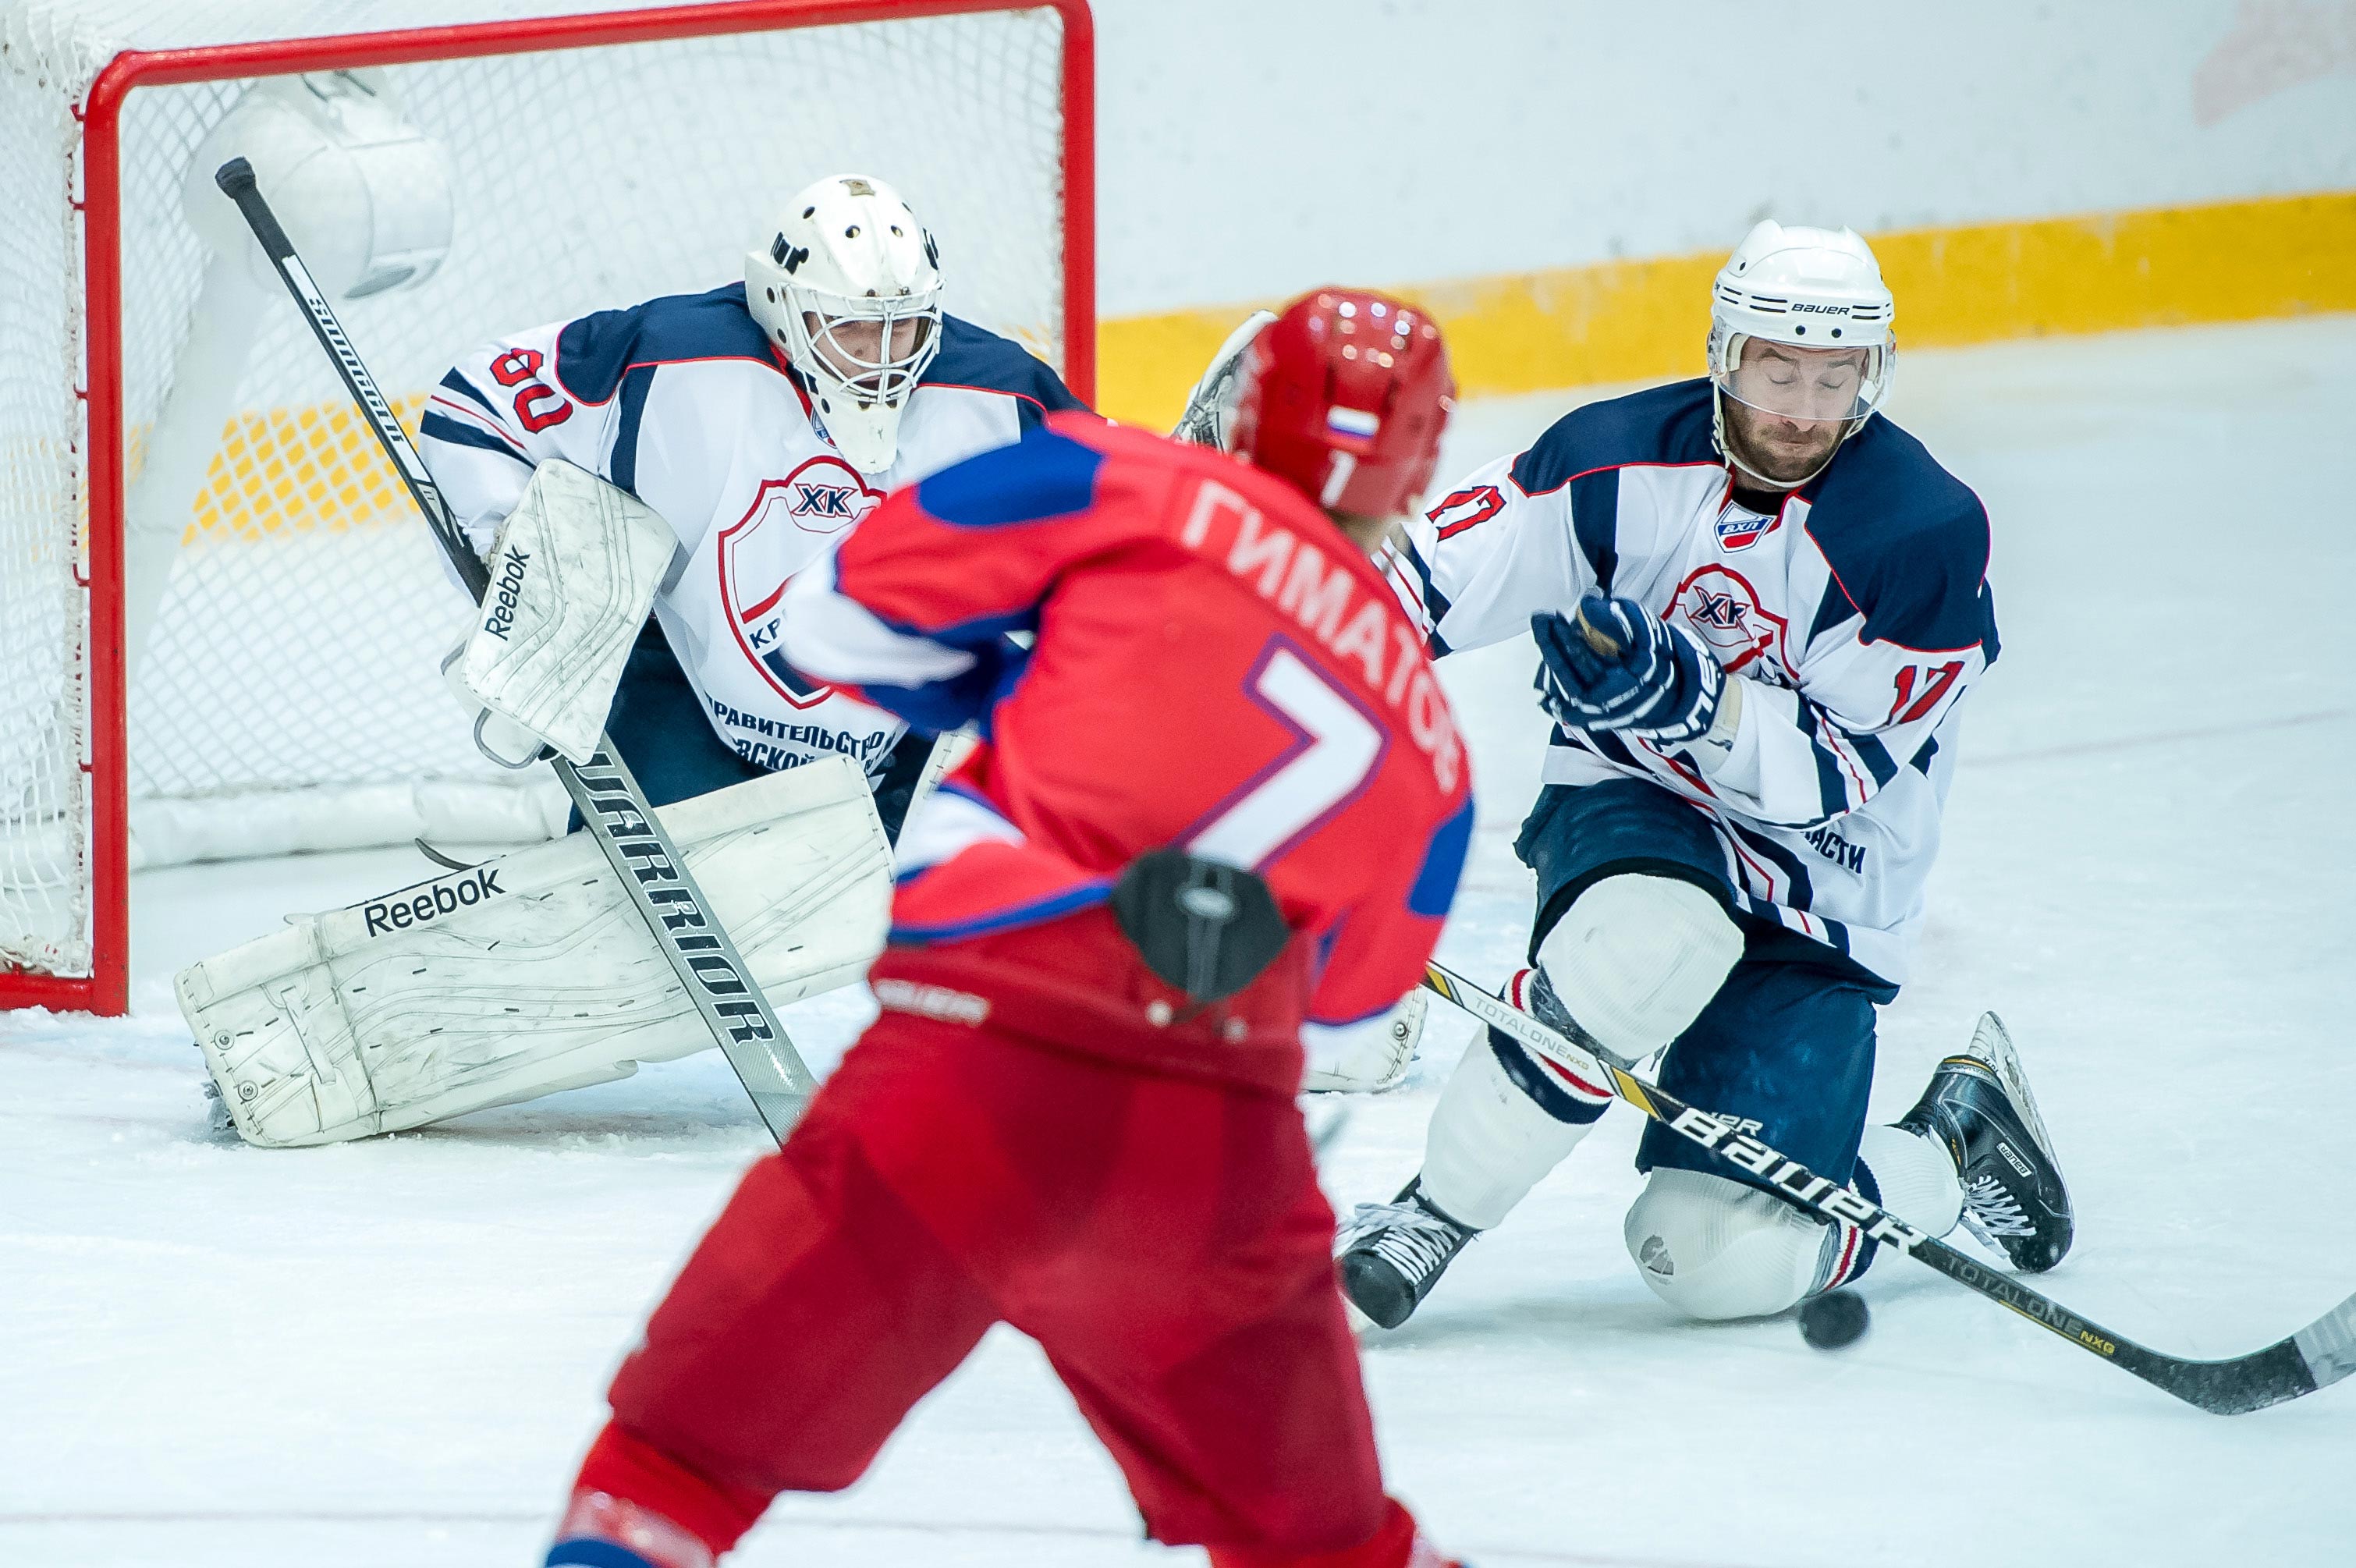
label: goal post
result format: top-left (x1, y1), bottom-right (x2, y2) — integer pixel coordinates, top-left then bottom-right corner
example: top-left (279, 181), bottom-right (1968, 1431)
top-left (0, 0), bottom-right (1095, 1015)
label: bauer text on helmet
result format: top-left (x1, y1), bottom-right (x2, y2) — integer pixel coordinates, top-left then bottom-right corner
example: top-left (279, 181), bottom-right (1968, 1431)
top-left (1707, 221), bottom-right (1896, 489)
top-left (1231, 289), bottom-right (1457, 521)
top-left (746, 173), bottom-right (943, 474)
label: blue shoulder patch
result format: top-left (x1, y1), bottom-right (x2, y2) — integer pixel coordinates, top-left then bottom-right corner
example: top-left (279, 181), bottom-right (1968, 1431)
top-left (1408, 797), bottom-right (1474, 918)
top-left (1804, 414), bottom-right (1996, 655)
top-left (1509, 378), bottom-right (1718, 495)
top-left (553, 282), bottom-right (772, 403)
top-left (925, 315), bottom-right (1089, 427)
top-left (915, 424), bottom-right (1104, 528)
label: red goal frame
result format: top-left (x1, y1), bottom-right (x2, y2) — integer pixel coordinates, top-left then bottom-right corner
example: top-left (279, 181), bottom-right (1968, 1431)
top-left (9, 0), bottom-right (1095, 1016)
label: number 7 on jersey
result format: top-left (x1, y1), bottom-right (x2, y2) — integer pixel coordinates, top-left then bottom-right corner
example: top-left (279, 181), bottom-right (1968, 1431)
top-left (1187, 641), bottom-right (1386, 871)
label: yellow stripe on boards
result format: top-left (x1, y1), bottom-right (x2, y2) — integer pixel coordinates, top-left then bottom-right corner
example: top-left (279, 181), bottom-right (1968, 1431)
top-left (1878, 190), bottom-right (2356, 344)
top-left (1093, 190), bottom-right (2356, 431)
top-left (151, 192), bottom-right (2356, 540)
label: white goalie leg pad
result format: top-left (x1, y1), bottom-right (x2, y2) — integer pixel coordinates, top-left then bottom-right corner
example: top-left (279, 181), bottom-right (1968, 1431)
top-left (180, 758), bottom-right (889, 1148)
top-left (1537, 874), bottom-right (1743, 1059)
top-left (1301, 988), bottom-right (1428, 1093)
top-left (1623, 1169), bottom-right (1861, 1321)
top-left (456, 459), bottom-right (678, 766)
top-left (1419, 1029), bottom-right (1602, 1229)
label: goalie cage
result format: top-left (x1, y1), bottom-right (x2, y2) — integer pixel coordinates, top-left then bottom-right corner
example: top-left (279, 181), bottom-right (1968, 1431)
top-left (0, 0), bottom-right (1095, 1013)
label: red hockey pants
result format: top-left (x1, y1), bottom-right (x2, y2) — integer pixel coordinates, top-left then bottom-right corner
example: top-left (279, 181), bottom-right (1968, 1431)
top-left (594, 1010), bottom-right (1392, 1558)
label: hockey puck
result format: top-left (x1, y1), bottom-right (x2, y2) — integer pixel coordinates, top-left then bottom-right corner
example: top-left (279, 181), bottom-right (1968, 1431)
top-left (1798, 1288), bottom-right (1870, 1350)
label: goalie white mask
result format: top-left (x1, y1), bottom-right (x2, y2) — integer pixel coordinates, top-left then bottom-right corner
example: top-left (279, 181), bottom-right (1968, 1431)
top-left (746, 173), bottom-right (944, 474)
top-left (1706, 221), bottom-right (1896, 488)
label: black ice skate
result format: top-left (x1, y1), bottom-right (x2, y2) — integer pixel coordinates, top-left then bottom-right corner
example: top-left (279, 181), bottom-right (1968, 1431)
top-left (1898, 1012), bottom-right (2074, 1273)
top-left (1336, 1179), bottom-right (1478, 1331)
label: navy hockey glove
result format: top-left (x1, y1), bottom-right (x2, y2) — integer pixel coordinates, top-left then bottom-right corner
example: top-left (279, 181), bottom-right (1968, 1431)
top-left (1531, 594), bottom-right (1725, 745)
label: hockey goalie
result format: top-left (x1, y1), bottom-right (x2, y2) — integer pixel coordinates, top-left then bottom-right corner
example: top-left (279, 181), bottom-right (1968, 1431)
top-left (183, 171), bottom-right (1084, 1147)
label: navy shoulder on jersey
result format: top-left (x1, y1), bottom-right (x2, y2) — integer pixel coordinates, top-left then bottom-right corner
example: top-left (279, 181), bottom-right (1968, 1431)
top-left (541, 283), bottom-right (774, 495)
top-left (1508, 378), bottom-right (1719, 495)
top-left (1500, 379), bottom-right (1718, 593)
top-left (552, 282), bottom-right (774, 403)
top-left (1803, 413), bottom-right (1997, 658)
top-left (541, 285), bottom-right (1084, 419)
top-left (924, 314), bottom-right (1090, 428)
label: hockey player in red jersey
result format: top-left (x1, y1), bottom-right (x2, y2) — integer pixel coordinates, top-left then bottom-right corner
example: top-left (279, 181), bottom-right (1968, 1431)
top-left (542, 289), bottom-right (1472, 1568)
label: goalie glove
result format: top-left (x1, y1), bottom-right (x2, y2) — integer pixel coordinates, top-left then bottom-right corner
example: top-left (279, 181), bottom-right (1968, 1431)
top-left (1170, 309), bottom-right (1277, 450)
top-left (451, 459), bottom-right (677, 767)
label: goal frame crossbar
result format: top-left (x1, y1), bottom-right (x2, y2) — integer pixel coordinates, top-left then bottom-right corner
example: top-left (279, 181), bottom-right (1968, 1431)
top-left (12, 0), bottom-right (1095, 1014)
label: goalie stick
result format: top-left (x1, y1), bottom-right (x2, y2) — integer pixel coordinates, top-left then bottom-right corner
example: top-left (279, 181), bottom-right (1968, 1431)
top-left (215, 158), bottom-right (818, 1146)
top-left (1419, 959), bottom-right (2356, 1414)
top-left (906, 730), bottom-right (975, 826)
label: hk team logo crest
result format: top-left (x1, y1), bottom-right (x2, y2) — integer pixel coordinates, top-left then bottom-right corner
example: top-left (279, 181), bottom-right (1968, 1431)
top-left (1667, 565), bottom-right (1787, 676)
top-left (786, 473), bottom-right (866, 529)
top-left (716, 456), bottom-right (882, 708)
top-left (1690, 588), bottom-right (1748, 634)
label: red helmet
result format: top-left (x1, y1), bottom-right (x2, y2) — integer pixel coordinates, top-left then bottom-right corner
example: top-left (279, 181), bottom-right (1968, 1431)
top-left (1230, 288), bottom-right (1456, 519)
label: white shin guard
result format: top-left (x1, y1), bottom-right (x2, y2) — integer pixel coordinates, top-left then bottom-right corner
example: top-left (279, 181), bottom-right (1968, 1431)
top-left (1536, 874), bottom-right (1743, 1060)
top-left (1418, 874), bottom-right (1741, 1233)
top-left (1419, 1034), bottom-right (1598, 1230)
top-left (1623, 1169), bottom-right (1861, 1321)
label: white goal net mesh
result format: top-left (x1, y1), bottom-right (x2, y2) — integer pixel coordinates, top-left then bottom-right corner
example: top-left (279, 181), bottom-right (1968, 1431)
top-left (0, 0), bottom-right (1073, 981)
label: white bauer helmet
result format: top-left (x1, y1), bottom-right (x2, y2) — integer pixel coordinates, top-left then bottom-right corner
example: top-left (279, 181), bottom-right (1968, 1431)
top-left (1706, 220), bottom-right (1896, 488)
top-left (746, 173), bottom-right (943, 474)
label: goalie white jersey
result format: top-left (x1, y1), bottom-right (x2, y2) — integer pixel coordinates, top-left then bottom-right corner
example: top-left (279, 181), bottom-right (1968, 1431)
top-left (1400, 378), bottom-right (1997, 986)
top-left (419, 282), bottom-right (1084, 782)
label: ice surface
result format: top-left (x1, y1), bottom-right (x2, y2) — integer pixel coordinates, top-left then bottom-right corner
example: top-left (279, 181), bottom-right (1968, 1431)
top-left (6, 318), bottom-right (2355, 1566)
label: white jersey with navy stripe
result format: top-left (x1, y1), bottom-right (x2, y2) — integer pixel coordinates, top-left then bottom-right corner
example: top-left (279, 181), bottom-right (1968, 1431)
top-left (419, 282), bottom-right (1084, 782)
top-left (1399, 378), bottom-right (1997, 985)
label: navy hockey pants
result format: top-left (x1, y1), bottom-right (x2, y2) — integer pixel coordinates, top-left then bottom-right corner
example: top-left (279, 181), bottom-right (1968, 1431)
top-left (1510, 778), bottom-right (1893, 1190)
top-left (581, 624), bottom-right (930, 842)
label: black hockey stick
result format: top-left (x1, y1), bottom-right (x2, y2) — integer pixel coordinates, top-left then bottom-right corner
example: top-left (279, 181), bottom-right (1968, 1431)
top-left (215, 157), bottom-right (817, 1146)
top-left (1420, 960), bottom-right (2356, 1414)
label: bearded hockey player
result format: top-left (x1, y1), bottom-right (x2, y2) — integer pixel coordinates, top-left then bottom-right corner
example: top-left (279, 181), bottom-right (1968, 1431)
top-left (183, 175), bottom-right (1082, 1150)
top-left (541, 289), bottom-right (1475, 1568)
top-left (1335, 222), bottom-right (2074, 1332)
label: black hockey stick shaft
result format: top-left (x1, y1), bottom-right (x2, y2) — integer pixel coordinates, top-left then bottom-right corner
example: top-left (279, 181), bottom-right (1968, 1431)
top-left (1421, 960), bottom-right (2356, 1414)
top-left (214, 157), bottom-right (817, 1144)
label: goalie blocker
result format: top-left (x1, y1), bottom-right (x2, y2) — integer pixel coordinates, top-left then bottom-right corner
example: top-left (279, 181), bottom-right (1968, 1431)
top-left (444, 456), bottom-right (676, 768)
top-left (182, 759), bottom-right (890, 1148)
